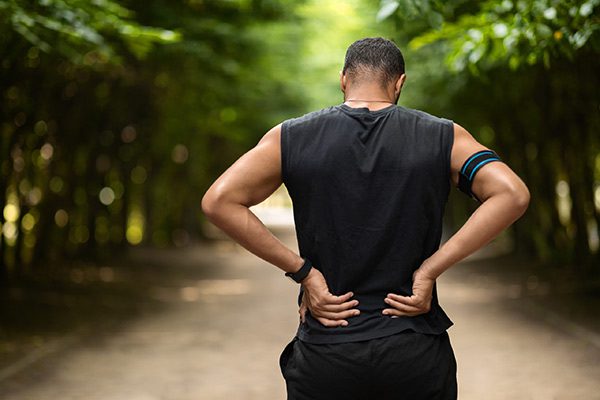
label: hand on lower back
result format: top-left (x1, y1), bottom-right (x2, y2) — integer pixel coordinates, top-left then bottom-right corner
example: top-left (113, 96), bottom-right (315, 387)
top-left (298, 267), bottom-right (360, 327)
top-left (382, 268), bottom-right (435, 317)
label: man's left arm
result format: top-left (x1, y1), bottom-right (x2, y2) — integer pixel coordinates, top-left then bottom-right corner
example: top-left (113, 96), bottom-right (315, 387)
top-left (201, 123), bottom-right (360, 327)
top-left (201, 123), bottom-right (303, 274)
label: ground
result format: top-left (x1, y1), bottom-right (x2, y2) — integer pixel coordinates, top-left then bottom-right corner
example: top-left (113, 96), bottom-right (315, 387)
top-left (0, 225), bottom-right (599, 400)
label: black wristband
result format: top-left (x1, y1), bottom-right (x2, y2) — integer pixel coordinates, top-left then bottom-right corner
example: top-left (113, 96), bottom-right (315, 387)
top-left (285, 257), bottom-right (313, 283)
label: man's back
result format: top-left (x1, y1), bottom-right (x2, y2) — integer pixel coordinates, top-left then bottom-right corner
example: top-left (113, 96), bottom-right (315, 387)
top-left (282, 103), bottom-right (454, 344)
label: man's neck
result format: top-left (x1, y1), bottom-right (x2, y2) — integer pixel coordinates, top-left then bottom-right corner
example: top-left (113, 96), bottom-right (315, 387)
top-left (343, 87), bottom-right (396, 111)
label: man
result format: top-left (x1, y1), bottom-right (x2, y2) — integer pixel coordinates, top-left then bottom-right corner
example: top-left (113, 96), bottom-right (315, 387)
top-left (201, 37), bottom-right (530, 400)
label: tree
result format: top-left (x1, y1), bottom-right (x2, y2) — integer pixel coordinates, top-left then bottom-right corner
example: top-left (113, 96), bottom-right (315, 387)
top-left (0, 0), bottom-right (308, 279)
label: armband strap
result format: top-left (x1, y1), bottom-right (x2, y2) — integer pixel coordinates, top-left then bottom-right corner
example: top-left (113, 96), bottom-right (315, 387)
top-left (458, 150), bottom-right (502, 203)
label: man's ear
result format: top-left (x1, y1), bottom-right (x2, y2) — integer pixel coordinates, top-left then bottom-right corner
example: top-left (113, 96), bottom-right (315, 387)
top-left (395, 73), bottom-right (406, 95)
top-left (340, 71), bottom-right (347, 94)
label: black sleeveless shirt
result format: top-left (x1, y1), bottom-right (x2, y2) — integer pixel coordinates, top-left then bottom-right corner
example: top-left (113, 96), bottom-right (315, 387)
top-left (281, 103), bottom-right (455, 344)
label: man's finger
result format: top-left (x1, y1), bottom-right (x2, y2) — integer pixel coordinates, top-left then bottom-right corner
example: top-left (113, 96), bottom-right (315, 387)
top-left (317, 316), bottom-right (349, 327)
top-left (314, 308), bottom-right (360, 321)
top-left (319, 299), bottom-right (359, 312)
top-left (325, 291), bottom-right (355, 304)
top-left (387, 293), bottom-right (419, 306)
top-left (382, 307), bottom-right (421, 317)
top-left (299, 303), bottom-right (306, 314)
top-left (384, 297), bottom-right (422, 313)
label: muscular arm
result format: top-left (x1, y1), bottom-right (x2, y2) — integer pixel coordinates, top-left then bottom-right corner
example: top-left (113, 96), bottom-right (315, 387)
top-left (202, 124), bottom-right (359, 326)
top-left (384, 122), bottom-right (530, 317)
top-left (201, 124), bottom-right (305, 274)
top-left (418, 123), bottom-right (531, 280)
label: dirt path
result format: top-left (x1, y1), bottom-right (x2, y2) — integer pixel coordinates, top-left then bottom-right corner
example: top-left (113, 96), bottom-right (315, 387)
top-left (0, 227), bottom-right (598, 400)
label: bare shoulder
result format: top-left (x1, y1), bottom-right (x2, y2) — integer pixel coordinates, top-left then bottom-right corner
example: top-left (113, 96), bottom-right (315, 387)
top-left (257, 123), bottom-right (282, 147)
top-left (250, 123), bottom-right (283, 168)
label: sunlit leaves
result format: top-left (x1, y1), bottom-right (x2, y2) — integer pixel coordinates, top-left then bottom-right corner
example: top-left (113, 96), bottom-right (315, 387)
top-left (376, 0), bottom-right (400, 22)
top-left (0, 0), bottom-right (181, 64)
top-left (379, 0), bottom-right (600, 73)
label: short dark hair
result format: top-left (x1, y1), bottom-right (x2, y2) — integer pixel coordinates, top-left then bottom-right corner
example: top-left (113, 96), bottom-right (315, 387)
top-left (342, 37), bottom-right (405, 86)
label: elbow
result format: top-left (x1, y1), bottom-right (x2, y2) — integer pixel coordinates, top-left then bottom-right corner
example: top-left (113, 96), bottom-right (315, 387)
top-left (509, 184), bottom-right (531, 216)
top-left (201, 189), bottom-right (222, 221)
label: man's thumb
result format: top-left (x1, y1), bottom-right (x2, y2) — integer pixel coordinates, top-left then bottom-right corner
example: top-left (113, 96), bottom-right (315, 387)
top-left (299, 305), bottom-right (307, 323)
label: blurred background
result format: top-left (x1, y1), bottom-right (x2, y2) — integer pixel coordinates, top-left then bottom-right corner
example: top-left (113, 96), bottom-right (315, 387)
top-left (0, 0), bottom-right (599, 399)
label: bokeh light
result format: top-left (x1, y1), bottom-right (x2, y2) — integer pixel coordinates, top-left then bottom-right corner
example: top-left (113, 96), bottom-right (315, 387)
top-left (171, 144), bottom-right (188, 164)
top-left (54, 209), bottom-right (69, 227)
top-left (3, 203), bottom-right (20, 222)
top-left (99, 187), bottom-right (115, 205)
top-left (126, 208), bottom-right (145, 245)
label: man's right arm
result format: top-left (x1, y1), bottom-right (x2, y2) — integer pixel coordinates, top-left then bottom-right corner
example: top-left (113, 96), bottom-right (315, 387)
top-left (383, 122), bottom-right (530, 317)
top-left (418, 122), bottom-right (531, 280)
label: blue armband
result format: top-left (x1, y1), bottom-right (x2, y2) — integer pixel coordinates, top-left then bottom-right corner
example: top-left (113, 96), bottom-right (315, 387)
top-left (458, 150), bottom-right (502, 203)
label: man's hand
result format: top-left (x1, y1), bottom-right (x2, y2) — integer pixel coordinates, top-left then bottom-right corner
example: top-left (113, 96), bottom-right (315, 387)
top-left (298, 267), bottom-right (360, 327)
top-left (382, 268), bottom-right (436, 317)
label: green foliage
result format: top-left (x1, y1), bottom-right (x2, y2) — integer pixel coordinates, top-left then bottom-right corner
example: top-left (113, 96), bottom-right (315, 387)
top-left (379, 0), bottom-right (600, 73)
top-left (0, 0), bottom-right (313, 273)
top-left (379, 0), bottom-right (600, 270)
top-left (0, 0), bottom-right (181, 63)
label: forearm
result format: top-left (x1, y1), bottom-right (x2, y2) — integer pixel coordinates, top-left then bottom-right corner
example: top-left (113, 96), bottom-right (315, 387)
top-left (419, 192), bottom-right (528, 279)
top-left (204, 201), bottom-right (304, 274)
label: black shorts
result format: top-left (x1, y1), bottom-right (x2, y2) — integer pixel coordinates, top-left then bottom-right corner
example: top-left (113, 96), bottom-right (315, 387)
top-left (279, 329), bottom-right (457, 400)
